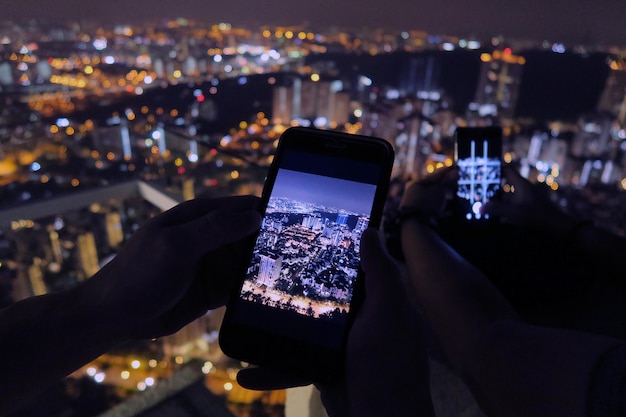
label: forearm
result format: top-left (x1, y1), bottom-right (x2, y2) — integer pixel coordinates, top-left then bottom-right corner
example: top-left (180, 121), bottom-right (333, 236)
top-left (401, 219), bottom-right (624, 417)
top-left (400, 219), bottom-right (518, 372)
top-left (0, 284), bottom-right (123, 414)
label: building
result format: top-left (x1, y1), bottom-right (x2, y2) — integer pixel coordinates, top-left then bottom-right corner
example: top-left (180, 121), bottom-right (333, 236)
top-left (272, 76), bottom-right (350, 127)
top-left (335, 212), bottom-right (348, 225)
top-left (77, 232), bottom-right (99, 280)
top-left (470, 49), bottom-right (525, 121)
top-left (597, 56), bottom-right (626, 125)
top-left (257, 251), bottom-right (282, 288)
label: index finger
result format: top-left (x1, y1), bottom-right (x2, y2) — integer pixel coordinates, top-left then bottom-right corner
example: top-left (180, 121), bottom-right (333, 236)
top-left (359, 228), bottom-right (408, 310)
top-left (502, 164), bottom-right (530, 188)
top-left (417, 165), bottom-right (458, 185)
top-left (176, 208), bottom-right (261, 258)
top-left (157, 195), bottom-right (261, 225)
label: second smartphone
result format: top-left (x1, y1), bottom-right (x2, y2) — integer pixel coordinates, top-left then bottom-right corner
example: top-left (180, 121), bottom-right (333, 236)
top-left (219, 126), bottom-right (394, 381)
top-left (454, 126), bottom-right (503, 221)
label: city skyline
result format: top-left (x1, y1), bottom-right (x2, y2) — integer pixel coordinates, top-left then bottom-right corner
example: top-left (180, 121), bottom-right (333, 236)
top-left (1, 7), bottom-right (626, 414)
top-left (2, 0), bottom-right (625, 46)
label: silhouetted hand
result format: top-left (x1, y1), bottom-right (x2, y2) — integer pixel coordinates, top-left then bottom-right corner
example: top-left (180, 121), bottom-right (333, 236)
top-left (321, 228), bottom-right (433, 417)
top-left (482, 164), bottom-right (575, 233)
top-left (82, 195), bottom-right (262, 339)
top-left (237, 229), bottom-right (434, 417)
top-left (0, 195), bottom-right (262, 415)
top-left (400, 166), bottom-right (458, 220)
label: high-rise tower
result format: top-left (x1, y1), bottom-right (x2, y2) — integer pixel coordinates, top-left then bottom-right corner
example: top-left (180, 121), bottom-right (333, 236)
top-left (470, 49), bottom-right (525, 121)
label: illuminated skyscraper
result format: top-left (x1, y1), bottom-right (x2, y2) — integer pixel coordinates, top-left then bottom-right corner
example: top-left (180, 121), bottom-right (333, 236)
top-left (105, 212), bottom-right (124, 249)
top-left (597, 56), bottom-right (626, 124)
top-left (470, 49), bottom-right (525, 120)
top-left (354, 216), bottom-right (369, 233)
top-left (49, 230), bottom-right (62, 265)
top-left (0, 62), bottom-right (13, 85)
top-left (331, 230), bottom-right (343, 246)
top-left (183, 178), bottom-right (195, 201)
top-left (28, 263), bottom-right (46, 296)
top-left (272, 77), bottom-right (350, 126)
top-left (91, 121), bottom-right (131, 161)
top-left (153, 58), bottom-right (165, 78)
top-left (257, 251), bottom-right (282, 288)
top-left (77, 232), bottom-right (99, 280)
top-left (273, 84), bottom-right (294, 123)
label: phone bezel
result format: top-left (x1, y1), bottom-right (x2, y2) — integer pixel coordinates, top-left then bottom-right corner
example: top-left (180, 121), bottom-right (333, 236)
top-left (219, 126), bottom-right (394, 381)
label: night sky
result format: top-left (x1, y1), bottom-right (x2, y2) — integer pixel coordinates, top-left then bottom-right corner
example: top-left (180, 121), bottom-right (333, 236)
top-left (271, 169), bottom-right (376, 215)
top-left (2, 0), bottom-right (625, 46)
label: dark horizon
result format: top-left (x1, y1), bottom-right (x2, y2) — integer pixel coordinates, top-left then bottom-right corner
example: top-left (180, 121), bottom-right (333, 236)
top-left (2, 0), bottom-right (626, 46)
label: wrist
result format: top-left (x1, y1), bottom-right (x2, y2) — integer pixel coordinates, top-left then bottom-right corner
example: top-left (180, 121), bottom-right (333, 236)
top-left (396, 206), bottom-right (438, 228)
top-left (66, 279), bottom-right (128, 344)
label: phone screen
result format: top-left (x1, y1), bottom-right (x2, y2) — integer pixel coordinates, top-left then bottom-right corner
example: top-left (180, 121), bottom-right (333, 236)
top-left (455, 127), bottom-right (502, 220)
top-left (229, 146), bottom-right (385, 351)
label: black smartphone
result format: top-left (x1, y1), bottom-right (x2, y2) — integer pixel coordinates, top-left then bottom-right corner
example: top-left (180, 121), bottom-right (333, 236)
top-left (454, 126), bottom-right (502, 221)
top-left (219, 126), bottom-right (394, 382)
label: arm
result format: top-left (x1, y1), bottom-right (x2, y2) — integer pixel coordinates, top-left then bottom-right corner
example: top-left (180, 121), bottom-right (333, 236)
top-left (401, 210), bottom-right (624, 417)
top-left (0, 196), bottom-right (262, 415)
top-left (0, 286), bottom-right (120, 415)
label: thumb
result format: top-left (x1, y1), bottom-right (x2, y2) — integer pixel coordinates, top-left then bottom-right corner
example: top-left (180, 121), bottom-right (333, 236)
top-left (360, 228), bottom-right (396, 277)
top-left (359, 228), bottom-right (403, 304)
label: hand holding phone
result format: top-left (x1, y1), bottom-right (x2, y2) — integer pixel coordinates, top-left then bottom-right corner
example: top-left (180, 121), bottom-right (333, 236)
top-left (219, 127), bottom-right (394, 382)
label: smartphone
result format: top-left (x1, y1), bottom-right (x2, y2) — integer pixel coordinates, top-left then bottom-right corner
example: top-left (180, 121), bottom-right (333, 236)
top-left (454, 126), bottom-right (502, 221)
top-left (219, 126), bottom-right (394, 381)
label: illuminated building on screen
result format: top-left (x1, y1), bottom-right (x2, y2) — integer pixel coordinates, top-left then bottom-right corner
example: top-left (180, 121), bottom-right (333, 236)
top-left (336, 212), bottom-right (348, 225)
top-left (257, 251), bottom-right (283, 288)
top-left (354, 216), bottom-right (369, 233)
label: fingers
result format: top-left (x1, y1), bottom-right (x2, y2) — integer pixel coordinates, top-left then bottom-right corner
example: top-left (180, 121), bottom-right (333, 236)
top-left (419, 165), bottom-right (458, 185)
top-left (360, 228), bottom-right (394, 281)
top-left (178, 209), bottom-right (262, 258)
top-left (403, 167), bottom-right (457, 193)
top-left (502, 163), bottom-right (522, 182)
top-left (157, 195), bottom-right (261, 225)
top-left (401, 167), bottom-right (457, 211)
top-left (481, 199), bottom-right (523, 223)
top-left (502, 164), bottom-right (533, 193)
top-left (359, 229), bottom-right (407, 311)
